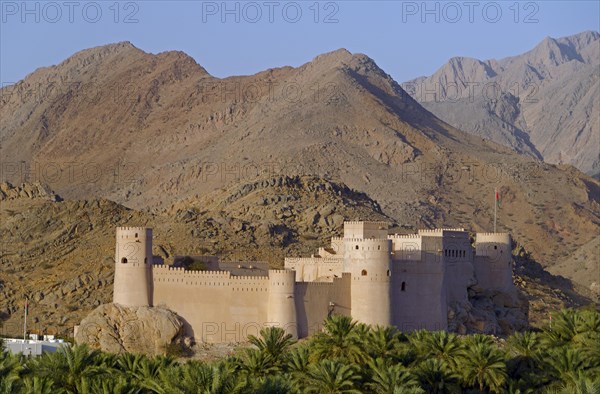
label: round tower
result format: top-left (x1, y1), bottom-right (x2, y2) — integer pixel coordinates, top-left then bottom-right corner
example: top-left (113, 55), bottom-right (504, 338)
top-left (344, 238), bottom-right (392, 326)
top-left (113, 227), bottom-right (153, 307)
top-left (474, 233), bottom-right (513, 291)
top-left (267, 270), bottom-right (298, 339)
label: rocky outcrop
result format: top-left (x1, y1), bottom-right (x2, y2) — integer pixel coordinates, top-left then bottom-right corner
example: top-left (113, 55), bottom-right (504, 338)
top-left (75, 303), bottom-right (184, 355)
top-left (0, 182), bottom-right (61, 201)
top-left (448, 288), bottom-right (529, 336)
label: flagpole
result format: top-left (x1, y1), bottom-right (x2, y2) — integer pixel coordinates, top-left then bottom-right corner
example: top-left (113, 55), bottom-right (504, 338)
top-left (23, 297), bottom-right (28, 341)
top-left (494, 188), bottom-right (497, 233)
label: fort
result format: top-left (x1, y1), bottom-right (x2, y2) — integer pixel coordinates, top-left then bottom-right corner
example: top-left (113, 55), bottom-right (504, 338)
top-left (110, 222), bottom-right (514, 343)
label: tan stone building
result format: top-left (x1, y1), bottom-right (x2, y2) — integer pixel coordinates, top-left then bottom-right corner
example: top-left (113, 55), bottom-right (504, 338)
top-left (112, 222), bottom-right (514, 343)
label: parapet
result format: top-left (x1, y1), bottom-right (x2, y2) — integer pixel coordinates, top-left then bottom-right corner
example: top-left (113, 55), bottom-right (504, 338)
top-left (418, 228), bottom-right (466, 235)
top-left (116, 227), bottom-right (152, 239)
top-left (343, 220), bottom-right (390, 226)
top-left (475, 233), bottom-right (511, 245)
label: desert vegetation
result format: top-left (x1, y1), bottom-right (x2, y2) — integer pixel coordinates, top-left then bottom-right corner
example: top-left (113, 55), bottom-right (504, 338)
top-left (1, 307), bottom-right (599, 393)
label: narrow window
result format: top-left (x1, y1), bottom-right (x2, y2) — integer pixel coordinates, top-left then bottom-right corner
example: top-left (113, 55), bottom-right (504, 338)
top-left (494, 245), bottom-right (498, 250)
top-left (135, 233), bottom-right (138, 238)
top-left (355, 245), bottom-right (359, 250)
top-left (121, 258), bottom-right (128, 264)
top-left (386, 270), bottom-right (390, 277)
top-left (401, 282), bottom-right (406, 291)
top-left (144, 257), bottom-right (147, 264)
top-left (378, 245), bottom-right (381, 250)
top-left (361, 269), bottom-right (367, 276)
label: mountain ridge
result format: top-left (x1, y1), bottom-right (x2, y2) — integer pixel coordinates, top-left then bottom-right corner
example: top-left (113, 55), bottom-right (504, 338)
top-left (1, 41), bottom-right (598, 305)
top-left (404, 30), bottom-right (599, 175)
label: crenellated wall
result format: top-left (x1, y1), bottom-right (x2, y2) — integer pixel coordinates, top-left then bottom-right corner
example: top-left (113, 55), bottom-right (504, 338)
top-left (108, 221), bottom-right (516, 343)
top-left (152, 265), bottom-right (270, 343)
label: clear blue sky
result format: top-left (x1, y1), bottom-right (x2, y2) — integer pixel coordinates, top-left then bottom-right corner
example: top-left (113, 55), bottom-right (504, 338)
top-left (1, 1), bottom-right (599, 85)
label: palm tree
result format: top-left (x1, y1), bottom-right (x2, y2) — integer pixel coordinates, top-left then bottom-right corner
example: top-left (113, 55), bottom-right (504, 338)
top-left (366, 357), bottom-right (423, 394)
top-left (236, 347), bottom-right (279, 384)
top-left (130, 354), bottom-right (177, 383)
top-left (76, 375), bottom-right (141, 394)
top-left (458, 342), bottom-right (507, 393)
top-left (22, 376), bottom-right (63, 394)
top-left (410, 330), bottom-right (463, 371)
top-left (144, 360), bottom-right (244, 394)
top-left (247, 326), bottom-right (296, 370)
top-left (506, 331), bottom-right (546, 389)
top-left (543, 374), bottom-right (600, 394)
top-left (310, 315), bottom-right (366, 364)
top-left (286, 345), bottom-right (311, 390)
top-left (305, 359), bottom-right (361, 394)
top-left (0, 351), bottom-right (23, 384)
top-left (544, 347), bottom-right (589, 386)
top-left (30, 344), bottom-right (109, 393)
top-left (365, 326), bottom-right (402, 361)
top-left (414, 358), bottom-right (460, 394)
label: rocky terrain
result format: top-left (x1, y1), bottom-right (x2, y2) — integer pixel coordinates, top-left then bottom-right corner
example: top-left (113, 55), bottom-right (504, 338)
top-left (1, 42), bottom-right (599, 338)
top-left (404, 31), bottom-right (599, 176)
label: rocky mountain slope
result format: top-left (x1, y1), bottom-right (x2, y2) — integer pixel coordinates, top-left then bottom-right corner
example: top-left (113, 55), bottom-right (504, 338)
top-left (0, 43), bottom-right (599, 335)
top-left (404, 31), bottom-right (599, 176)
top-left (0, 183), bottom-right (590, 337)
top-left (0, 178), bottom-right (389, 336)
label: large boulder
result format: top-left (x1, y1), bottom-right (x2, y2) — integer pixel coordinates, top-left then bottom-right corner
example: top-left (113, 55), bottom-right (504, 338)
top-left (75, 303), bottom-right (184, 355)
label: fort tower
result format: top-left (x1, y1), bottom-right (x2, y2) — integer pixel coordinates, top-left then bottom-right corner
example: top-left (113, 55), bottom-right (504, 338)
top-left (113, 227), bottom-right (153, 307)
top-left (344, 221), bottom-right (393, 326)
top-left (267, 269), bottom-right (298, 339)
top-left (474, 233), bottom-right (513, 291)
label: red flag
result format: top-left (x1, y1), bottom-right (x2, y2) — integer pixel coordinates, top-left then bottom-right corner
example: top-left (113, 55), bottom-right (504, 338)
top-left (495, 190), bottom-right (500, 207)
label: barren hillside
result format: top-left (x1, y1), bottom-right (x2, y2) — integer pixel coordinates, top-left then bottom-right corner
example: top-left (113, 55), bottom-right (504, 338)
top-left (404, 31), bottom-right (600, 176)
top-left (1, 43), bottom-right (598, 334)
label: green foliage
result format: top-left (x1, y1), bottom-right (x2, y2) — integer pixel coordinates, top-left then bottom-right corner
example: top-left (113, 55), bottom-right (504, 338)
top-left (0, 307), bottom-right (598, 393)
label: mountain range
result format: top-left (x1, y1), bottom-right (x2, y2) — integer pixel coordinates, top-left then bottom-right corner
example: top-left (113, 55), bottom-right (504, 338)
top-left (0, 39), bottom-right (598, 335)
top-left (404, 31), bottom-right (599, 177)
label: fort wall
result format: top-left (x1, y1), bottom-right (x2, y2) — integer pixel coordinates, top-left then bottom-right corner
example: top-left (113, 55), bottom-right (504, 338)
top-left (294, 273), bottom-right (351, 337)
top-left (391, 235), bottom-right (448, 331)
top-left (442, 232), bottom-right (474, 304)
top-left (108, 221), bottom-right (516, 344)
top-left (284, 257), bottom-right (343, 281)
top-left (152, 265), bottom-right (270, 343)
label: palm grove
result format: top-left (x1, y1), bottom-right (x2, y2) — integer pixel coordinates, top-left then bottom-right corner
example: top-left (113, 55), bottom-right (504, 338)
top-left (1, 308), bottom-right (599, 394)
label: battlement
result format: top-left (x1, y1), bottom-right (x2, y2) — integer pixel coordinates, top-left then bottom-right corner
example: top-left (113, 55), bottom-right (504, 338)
top-left (476, 232), bottom-right (510, 238)
top-left (230, 275), bottom-right (269, 281)
top-left (344, 221), bottom-right (389, 226)
top-left (389, 234), bottom-right (421, 239)
top-left (418, 228), bottom-right (466, 234)
top-left (269, 269), bottom-right (294, 274)
top-left (344, 237), bottom-right (390, 242)
top-left (116, 226), bottom-right (151, 231)
top-left (153, 265), bottom-right (231, 277)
